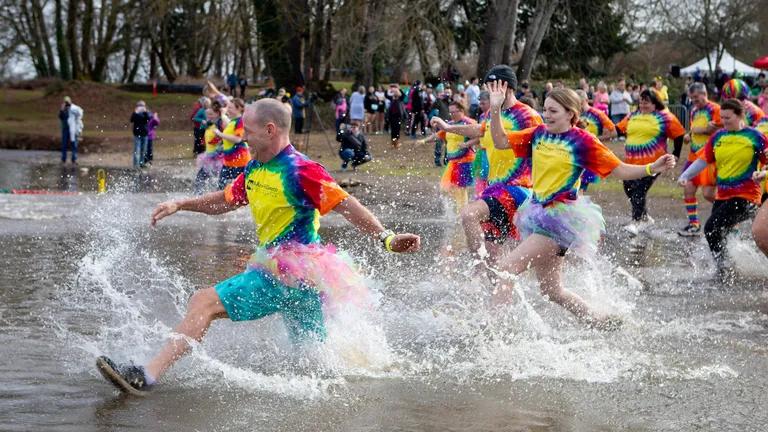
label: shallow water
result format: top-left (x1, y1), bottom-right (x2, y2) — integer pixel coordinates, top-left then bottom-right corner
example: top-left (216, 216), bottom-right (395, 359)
top-left (2, 151), bottom-right (768, 431)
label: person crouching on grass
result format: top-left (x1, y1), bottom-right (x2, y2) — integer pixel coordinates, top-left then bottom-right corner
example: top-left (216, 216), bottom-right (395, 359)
top-left (336, 120), bottom-right (372, 171)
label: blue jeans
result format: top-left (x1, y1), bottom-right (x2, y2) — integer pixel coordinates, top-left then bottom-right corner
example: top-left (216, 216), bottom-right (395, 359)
top-left (61, 127), bottom-right (77, 162)
top-left (133, 136), bottom-right (148, 168)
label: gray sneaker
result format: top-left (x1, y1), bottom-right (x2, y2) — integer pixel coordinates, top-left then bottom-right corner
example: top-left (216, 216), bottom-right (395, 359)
top-left (96, 356), bottom-right (152, 396)
top-left (677, 224), bottom-right (701, 237)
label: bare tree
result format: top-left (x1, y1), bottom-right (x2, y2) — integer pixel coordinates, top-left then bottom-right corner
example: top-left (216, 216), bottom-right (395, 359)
top-left (650, 0), bottom-right (761, 74)
top-left (516, 0), bottom-right (559, 82)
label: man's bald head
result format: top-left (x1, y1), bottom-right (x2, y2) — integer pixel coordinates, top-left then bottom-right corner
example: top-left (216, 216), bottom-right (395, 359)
top-left (244, 98), bottom-right (291, 132)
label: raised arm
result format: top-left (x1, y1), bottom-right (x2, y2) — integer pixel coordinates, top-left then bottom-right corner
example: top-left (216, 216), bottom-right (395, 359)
top-left (333, 196), bottom-right (420, 253)
top-left (487, 80), bottom-right (511, 149)
top-left (150, 191), bottom-right (241, 226)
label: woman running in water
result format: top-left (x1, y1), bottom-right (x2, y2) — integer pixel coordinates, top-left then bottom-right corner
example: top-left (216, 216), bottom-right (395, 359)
top-left (615, 89), bottom-right (685, 235)
top-left (193, 104), bottom-right (226, 194)
top-left (679, 99), bottom-right (768, 279)
top-left (487, 83), bottom-right (676, 328)
top-left (215, 98), bottom-right (251, 189)
top-left (427, 101), bottom-right (477, 253)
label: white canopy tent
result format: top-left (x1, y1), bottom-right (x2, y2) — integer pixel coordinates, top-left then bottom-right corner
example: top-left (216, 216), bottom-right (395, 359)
top-left (680, 49), bottom-right (762, 77)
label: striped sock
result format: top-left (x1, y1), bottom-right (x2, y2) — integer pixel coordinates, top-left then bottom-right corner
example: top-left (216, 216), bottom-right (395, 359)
top-left (684, 197), bottom-right (699, 226)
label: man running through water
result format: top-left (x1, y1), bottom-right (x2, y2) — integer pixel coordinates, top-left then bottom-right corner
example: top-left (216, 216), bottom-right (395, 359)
top-left (430, 65), bottom-right (542, 292)
top-left (96, 99), bottom-right (421, 395)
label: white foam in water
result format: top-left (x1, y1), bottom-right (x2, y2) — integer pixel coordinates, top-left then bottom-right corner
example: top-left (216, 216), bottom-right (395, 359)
top-left (49, 181), bottom-right (750, 398)
top-left (727, 233), bottom-right (768, 278)
top-left (49, 184), bottom-right (403, 399)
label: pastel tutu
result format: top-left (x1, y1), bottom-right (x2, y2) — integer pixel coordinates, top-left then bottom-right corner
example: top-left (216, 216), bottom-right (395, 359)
top-left (515, 196), bottom-right (605, 257)
top-left (246, 242), bottom-right (371, 312)
top-left (196, 152), bottom-right (223, 174)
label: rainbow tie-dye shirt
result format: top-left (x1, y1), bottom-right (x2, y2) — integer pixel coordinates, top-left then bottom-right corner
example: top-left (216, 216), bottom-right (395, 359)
top-left (221, 116), bottom-right (251, 168)
top-left (616, 110), bottom-right (685, 165)
top-left (204, 120), bottom-right (223, 154)
top-left (744, 100), bottom-right (767, 127)
top-left (224, 145), bottom-right (350, 247)
top-left (688, 101), bottom-right (721, 156)
top-left (506, 125), bottom-right (622, 205)
top-left (437, 116), bottom-right (476, 162)
top-left (478, 101), bottom-right (543, 187)
top-left (699, 127), bottom-right (768, 204)
top-left (580, 106), bottom-right (615, 138)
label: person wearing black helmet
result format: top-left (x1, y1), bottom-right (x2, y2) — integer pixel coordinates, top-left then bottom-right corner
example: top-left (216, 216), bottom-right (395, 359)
top-left (430, 65), bottom-right (542, 299)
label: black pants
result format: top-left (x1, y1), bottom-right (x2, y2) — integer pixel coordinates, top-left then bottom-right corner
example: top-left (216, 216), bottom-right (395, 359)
top-left (409, 111), bottom-right (426, 136)
top-left (704, 198), bottom-right (756, 261)
top-left (389, 114), bottom-right (402, 142)
top-left (623, 176), bottom-right (657, 221)
top-left (294, 117), bottom-right (304, 134)
top-left (193, 128), bottom-right (205, 155)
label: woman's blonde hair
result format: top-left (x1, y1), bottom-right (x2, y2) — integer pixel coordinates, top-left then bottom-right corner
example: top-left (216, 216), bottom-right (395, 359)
top-left (545, 88), bottom-right (581, 126)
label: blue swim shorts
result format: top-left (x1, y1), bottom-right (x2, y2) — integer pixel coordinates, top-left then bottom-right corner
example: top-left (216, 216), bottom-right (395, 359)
top-left (215, 269), bottom-right (326, 341)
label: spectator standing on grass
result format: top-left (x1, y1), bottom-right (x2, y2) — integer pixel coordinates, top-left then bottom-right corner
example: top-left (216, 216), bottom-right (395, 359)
top-left (349, 86), bottom-right (366, 129)
top-left (609, 79), bottom-right (632, 129)
top-left (375, 85), bottom-right (387, 133)
top-left (145, 111), bottom-right (160, 166)
top-left (227, 73), bottom-right (238, 96)
top-left (239, 76), bottom-right (248, 98)
top-left (130, 101), bottom-right (152, 169)
top-left (59, 96), bottom-right (83, 164)
top-left (364, 86), bottom-right (379, 133)
top-left (466, 77), bottom-right (480, 119)
top-left (291, 87), bottom-right (307, 134)
top-left (334, 88), bottom-right (348, 133)
top-left (593, 81), bottom-right (610, 115)
top-left (386, 85), bottom-right (405, 149)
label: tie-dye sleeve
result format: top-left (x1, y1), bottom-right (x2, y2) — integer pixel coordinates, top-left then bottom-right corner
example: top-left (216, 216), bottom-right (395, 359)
top-left (298, 162), bottom-right (350, 215)
top-left (599, 110), bottom-right (616, 132)
top-left (700, 133), bottom-right (718, 164)
top-left (224, 172), bottom-right (249, 205)
top-left (615, 114), bottom-right (630, 134)
top-left (581, 133), bottom-right (622, 178)
top-left (234, 117), bottom-right (245, 138)
top-left (505, 126), bottom-right (537, 157)
top-left (758, 131), bottom-right (768, 165)
top-left (712, 104), bottom-right (722, 127)
top-left (665, 111), bottom-right (686, 139)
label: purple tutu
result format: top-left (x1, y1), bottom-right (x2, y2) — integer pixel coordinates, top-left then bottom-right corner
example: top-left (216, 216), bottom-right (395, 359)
top-left (514, 196), bottom-right (605, 257)
top-left (196, 152), bottom-right (223, 175)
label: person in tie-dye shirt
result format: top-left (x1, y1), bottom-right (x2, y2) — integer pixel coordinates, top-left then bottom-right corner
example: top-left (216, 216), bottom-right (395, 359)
top-left (95, 99), bottom-right (421, 396)
top-left (615, 89), bottom-right (685, 235)
top-left (721, 79), bottom-right (766, 127)
top-left (751, 117), bottom-right (768, 257)
top-left (576, 89), bottom-right (617, 192)
top-left (678, 83), bottom-right (721, 236)
top-left (680, 99), bottom-right (768, 279)
top-left (193, 106), bottom-right (225, 195)
top-left (215, 98), bottom-right (251, 189)
top-left (430, 65), bottom-right (542, 278)
top-left (429, 101), bottom-right (476, 253)
top-left (488, 84), bottom-right (676, 328)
